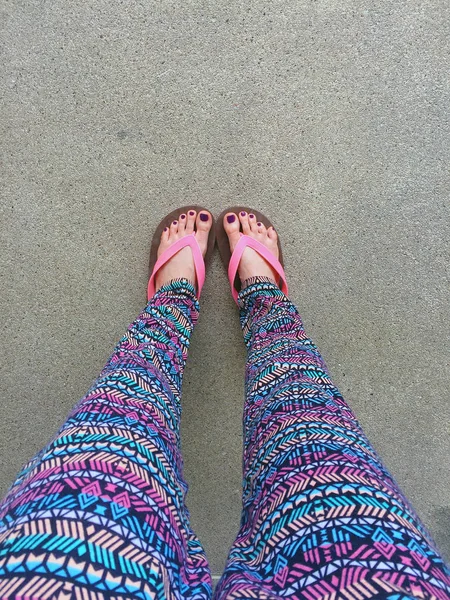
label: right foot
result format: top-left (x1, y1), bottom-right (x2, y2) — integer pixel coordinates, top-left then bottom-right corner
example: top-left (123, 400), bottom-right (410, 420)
top-left (223, 211), bottom-right (280, 285)
top-left (155, 209), bottom-right (212, 292)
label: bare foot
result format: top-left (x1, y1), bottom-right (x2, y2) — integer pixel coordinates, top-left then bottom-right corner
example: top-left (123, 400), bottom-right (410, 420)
top-left (155, 209), bottom-right (212, 291)
top-left (223, 210), bottom-right (279, 284)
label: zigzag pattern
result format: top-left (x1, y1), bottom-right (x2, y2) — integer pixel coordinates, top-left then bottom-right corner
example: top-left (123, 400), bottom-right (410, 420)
top-left (0, 280), bottom-right (211, 600)
top-left (215, 278), bottom-right (450, 600)
top-left (0, 277), bottom-right (448, 600)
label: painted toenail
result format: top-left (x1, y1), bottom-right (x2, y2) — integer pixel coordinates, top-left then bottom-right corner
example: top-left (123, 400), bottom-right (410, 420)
top-left (227, 214), bottom-right (236, 223)
top-left (200, 213), bottom-right (209, 221)
top-left (180, 214), bottom-right (186, 219)
top-left (257, 222), bottom-right (262, 227)
top-left (189, 211), bottom-right (195, 216)
top-left (249, 214), bottom-right (255, 218)
top-left (241, 211), bottom-right (246, 216)
top-left (164, 227), bottom-right (168, 231)
top-left (173, 220), bottom-right (177, 225)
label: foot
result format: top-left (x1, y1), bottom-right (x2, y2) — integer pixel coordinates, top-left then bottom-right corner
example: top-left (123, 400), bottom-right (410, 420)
top-left (155, 210), bottom-right (212, 291)
top-left (223, 210), bottom-right (279, 284)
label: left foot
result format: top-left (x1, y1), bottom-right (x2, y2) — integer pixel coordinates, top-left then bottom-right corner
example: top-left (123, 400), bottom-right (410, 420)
top-left (155, 210), bottom-right (212, 291)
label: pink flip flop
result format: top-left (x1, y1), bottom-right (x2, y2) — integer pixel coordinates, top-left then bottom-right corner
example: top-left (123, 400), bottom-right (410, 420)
top-left (217, 207), bottom-right (288, 304)
top-left (147, 206), bottom-right (216, 300)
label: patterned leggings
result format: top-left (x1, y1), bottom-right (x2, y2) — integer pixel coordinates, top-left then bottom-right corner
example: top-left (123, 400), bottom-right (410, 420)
top-left (0, 278), bottom-right (448, 600)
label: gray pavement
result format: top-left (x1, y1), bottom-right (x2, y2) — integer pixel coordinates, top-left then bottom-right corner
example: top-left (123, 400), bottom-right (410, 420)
top-left (1, 0), bottom-right (449, 576)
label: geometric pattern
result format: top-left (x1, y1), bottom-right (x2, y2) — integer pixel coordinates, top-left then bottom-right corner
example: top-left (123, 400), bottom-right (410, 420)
top-left (0, 279), bottom-right (211, 600)
top-left (0, 277), bottom-right (448, 600)
top-left (215, 278), bottom-right (450, 600)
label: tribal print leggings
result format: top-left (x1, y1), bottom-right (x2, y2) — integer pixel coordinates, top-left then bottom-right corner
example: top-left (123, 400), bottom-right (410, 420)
top-left (0, 278), bottom-right (448, 599)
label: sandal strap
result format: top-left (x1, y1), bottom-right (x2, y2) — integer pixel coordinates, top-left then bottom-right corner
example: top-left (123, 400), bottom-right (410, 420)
top-left (228, 234), bottom-right (288, 304)
top-left (147, 234), bottom-right (205, 300)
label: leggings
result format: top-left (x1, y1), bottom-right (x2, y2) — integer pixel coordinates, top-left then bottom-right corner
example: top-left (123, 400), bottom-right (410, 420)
top-left (0, 278), bottom-right (448, 599)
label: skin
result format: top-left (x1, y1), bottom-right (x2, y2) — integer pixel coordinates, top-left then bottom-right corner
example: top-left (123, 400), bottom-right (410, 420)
top-left (155, 209), bottom-right (279, 292)
top-left (223, 211), bottom-right (279, 284)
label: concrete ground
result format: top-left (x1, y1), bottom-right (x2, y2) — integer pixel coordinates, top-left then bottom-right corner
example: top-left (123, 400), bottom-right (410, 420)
top-left (1, 0), bottom-right (449, 578)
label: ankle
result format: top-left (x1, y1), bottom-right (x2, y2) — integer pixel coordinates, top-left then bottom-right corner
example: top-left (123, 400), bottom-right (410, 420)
top-left (241, 275), bottom-right (278, 290)
top-left (154, 277), bottom-right (198, 297)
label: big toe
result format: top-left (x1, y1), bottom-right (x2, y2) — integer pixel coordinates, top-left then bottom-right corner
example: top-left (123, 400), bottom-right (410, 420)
top-left (223, 212), bottom-right (241, 250)
top-left (195, 211), bottom-right (212, 254)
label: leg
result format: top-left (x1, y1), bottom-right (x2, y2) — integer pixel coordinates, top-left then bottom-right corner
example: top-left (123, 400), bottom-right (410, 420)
top-left (217, 211), bottom-right (450, 599)
top-left (217, 279), bottom-right (450, 599)
top-left (0, 209), bottom-right (213, 600)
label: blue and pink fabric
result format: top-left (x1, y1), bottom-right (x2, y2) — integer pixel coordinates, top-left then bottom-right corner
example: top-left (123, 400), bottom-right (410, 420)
top-left (0, 277), bottom-right (448, 599)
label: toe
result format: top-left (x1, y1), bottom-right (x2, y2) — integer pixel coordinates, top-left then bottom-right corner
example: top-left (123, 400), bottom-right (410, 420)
top-left (186, 210), bottom-right (196, 233)
top-left (224, 212), bottom-right (242, 252)
top-left (267, 226), bottom-right (278, 241)
top-left (239, 211), bottom-right (251, 234)
top-left (249, 213), bottom-right (259, 232)
top-left (161, 226), bottom-right (170, 242)
top-left (223, 212), bottom-right (240, 235)
top-left (178, 212), bottom-right (187, 233)
top-left (196, 210), bottom-right (212, 233)
top-left (170, 219), bottom-right (179, 237)
top-left (195, 211), bottom-right (212, 254)
top-left (256, 220), bottom-right (267, 235)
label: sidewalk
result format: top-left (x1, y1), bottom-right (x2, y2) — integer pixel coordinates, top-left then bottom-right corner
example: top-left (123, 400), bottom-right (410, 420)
top-left (1, 0), bottom-right (449, 573)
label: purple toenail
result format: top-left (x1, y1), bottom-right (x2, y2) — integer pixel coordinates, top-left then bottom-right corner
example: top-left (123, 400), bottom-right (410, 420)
top-left (249, 214), bottom-right (255, 218)
top-left (227, 214), bottom-right (236, 223)
top-left (173, 220), bottom-right (177, 225)
top-left (189, 211), bottom-right (195, 216)
top-left (200, 212), bottom-right (209, 221)
top-left (257, 222), bottom-right (262, 227)
top-left (240, 211), bottom-right (246, 216)
top-left (180, 214), bottom-right (186, 219)
top-left (164, 227), bottom-right (168, 231)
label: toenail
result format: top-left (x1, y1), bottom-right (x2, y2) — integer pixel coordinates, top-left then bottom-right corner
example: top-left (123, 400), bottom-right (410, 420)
top-left (173, 220), bottom-right (177, 225)
top-left (200, 213), bottom-right (209, 221)
top-left (189, 211), bottom-right (195, 216)
top-left (227, 214), bottom-right (236, 223)
top-left (257, 222), bottom-right (262, 227)
top-left (240, 211), bottom-right (246, 216)
top-left (180, 214), bottom-right (186, 219)
top-left (164, 227), bottom-right (168, 231)
top-left (249, 214), bottom-right (255, 218)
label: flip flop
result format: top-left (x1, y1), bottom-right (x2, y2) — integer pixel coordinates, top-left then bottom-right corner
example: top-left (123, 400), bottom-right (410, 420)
top-left (216, 207), bottom-right (288, 304)
top-left (147, 206), bottom-right (216, 300)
